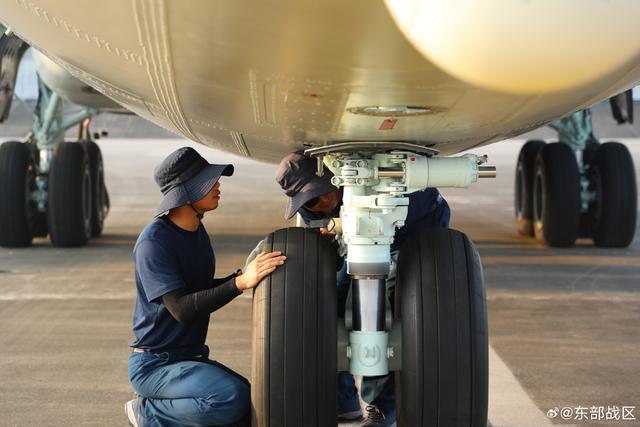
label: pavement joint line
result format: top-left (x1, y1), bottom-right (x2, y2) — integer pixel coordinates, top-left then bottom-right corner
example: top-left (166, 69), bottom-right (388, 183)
top-left (487, 290), bottom-right (640, 302)
top-left (488, 345), bottom-right (575, 427)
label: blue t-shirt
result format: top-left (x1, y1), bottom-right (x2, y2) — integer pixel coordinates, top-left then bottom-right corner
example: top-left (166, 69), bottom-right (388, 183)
top-left (394, 189), bottom-right (450, 247)
top-left (299, 188), bottom-right (450, 249)
top-left (130, 217), bottom-right (215, 355)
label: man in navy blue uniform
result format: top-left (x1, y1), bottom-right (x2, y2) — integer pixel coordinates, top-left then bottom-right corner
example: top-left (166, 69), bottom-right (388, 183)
top-left (275, 151), bottom-right (450, 427)
top-left (126, 147), bottom-right (286, 427)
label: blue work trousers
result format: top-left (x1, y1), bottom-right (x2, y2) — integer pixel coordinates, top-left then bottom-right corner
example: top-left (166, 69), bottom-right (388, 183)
top-left (128, 350), bottom-right (250, 427)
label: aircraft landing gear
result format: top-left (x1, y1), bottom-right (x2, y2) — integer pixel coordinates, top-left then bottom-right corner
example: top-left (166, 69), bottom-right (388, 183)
top-left (515, 109), bottom-right (637, 247)
top-left (515, 138), bottom-right (637, 247)
top-left (0, 78), bottom-right (108, 248)
top-left (251, 144), bottom-right (494, 427)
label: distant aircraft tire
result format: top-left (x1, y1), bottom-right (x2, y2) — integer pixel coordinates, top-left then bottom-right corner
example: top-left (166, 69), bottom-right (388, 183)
top-left (532, 143), bottom-right (580, 247)
top-left (48, 142), bottom-right (92, 247)
top-left (590, 142), bottom-right (637, 247)
top-left (0, 141), bottom-right (36, 247)
top-left (515, 139), bottom-right (545, 236)
top-left (251, 227), bottom-right (337, 427)
top-left (86, 141), bottom-right (106, 237)
top-left (395, 228), bottom-right (488, 427)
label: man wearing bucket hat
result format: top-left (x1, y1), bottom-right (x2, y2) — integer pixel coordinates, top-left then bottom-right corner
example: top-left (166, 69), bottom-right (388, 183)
top-left (125, 147), bottom-right (286, 427)
top-left (275, 151), bottom-right (450, 427)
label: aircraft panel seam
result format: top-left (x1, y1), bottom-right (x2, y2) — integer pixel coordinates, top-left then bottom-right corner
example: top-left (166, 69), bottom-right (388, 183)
top-left (132, 0), bottom-right (199, 142)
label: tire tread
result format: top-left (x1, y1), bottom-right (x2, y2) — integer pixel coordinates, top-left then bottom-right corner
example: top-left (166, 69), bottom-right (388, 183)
top-left (252, 227), bottom-right (336, 427)
top-left (396, 228), bottom-right (487, 427)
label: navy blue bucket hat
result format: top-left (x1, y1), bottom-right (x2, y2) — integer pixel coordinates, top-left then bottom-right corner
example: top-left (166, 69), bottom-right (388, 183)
top-left (154, 147), bottom-right (234, 217)
top-left (275, 151), bottom-right (337, 220)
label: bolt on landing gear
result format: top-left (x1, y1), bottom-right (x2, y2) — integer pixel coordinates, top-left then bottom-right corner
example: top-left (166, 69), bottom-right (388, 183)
top-left (251, 142), bottom-right (495, 427)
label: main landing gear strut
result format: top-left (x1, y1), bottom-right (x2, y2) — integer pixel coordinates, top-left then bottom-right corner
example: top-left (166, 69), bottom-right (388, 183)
top-left (0, 79), bottom-right (109, 247)
top-left (251, 142), bottom-right (495, 427)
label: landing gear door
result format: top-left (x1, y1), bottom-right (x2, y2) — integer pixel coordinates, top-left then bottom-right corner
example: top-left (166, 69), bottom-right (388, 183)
top-left (609, 89), bottom-right (634, 125)
top-left (0, 28), bottom-right (29, 123)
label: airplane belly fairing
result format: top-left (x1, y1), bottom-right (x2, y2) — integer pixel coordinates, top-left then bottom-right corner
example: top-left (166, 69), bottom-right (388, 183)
top-left (0, 0), bottom-right (639, 162)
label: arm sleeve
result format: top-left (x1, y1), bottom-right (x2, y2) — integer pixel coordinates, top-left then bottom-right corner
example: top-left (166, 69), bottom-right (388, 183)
top-left (161, 277), bottom-right (242, 324)
top-left (135, 239), bottom-right (186, 302)
top-left (211, 271), bottom-right (240, 287)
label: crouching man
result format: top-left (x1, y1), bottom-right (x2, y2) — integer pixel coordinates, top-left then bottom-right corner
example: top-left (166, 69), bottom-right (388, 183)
top-left (125, 147), bottom-right (286, 427)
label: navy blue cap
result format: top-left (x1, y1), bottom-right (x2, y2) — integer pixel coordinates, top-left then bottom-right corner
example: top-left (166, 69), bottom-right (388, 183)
top-left (275, 151), bottom-right (337, 220)
top-left (153, 147), bottom-right (234, 217)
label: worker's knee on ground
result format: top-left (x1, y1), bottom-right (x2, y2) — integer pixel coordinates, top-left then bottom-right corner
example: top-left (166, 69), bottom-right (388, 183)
top-left (193, 380), bottom-right (250, 425)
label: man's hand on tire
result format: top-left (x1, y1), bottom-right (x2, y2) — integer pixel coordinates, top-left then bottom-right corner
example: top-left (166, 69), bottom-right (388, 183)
top-left (236, 251), bottom-right (286, 291)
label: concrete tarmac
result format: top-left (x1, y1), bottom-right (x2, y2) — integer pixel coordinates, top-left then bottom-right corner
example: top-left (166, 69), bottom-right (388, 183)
top-left (0, 137), bottom-right (639, 426)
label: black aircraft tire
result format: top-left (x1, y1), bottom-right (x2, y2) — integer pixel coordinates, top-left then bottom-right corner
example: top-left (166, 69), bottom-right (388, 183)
top-left (533, 143), bottom-right (581, 247)
top-left (251, 227), bottom-right (337, 427)
top-left (0, 141), bottom-right (36, 247)
top-left (515, 139), bottom-right (546, 236)
top-left (590, 142), bottom-right (637, 247)
top-left (48, 142), bottom-right (92, 247)
top-left (395, 228), bottom-right (488, 427)
top-left (86, 140), bottom-right (106, 237)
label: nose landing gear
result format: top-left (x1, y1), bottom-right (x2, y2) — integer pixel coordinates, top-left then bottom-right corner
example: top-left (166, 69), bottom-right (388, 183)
top-left (252, 144), bottom-right (494, 427)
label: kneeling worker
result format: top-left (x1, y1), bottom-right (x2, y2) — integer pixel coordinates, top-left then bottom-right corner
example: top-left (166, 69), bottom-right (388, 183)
top-left (125, 147), bottom-right (286, 427)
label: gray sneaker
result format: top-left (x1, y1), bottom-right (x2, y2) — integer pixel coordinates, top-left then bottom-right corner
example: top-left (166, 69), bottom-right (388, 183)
top-left (125, 398), bottom-right (145, 427)
top-left (361, 405), bottom-right (396, 427)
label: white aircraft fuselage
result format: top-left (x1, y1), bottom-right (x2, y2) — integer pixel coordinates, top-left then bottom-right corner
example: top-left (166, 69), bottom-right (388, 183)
top-left (1, 0), bottom-right (639, 162)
